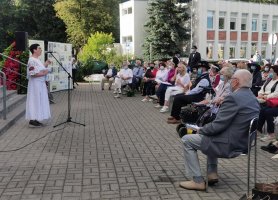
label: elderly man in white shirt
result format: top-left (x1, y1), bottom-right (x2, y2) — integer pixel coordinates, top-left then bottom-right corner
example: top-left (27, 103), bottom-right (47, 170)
top-left (114, 61), bottom-right (133, 98)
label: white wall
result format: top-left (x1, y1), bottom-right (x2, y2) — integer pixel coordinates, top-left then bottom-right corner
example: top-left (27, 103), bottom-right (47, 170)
top-left (119, 0), bottom-right (148, 58)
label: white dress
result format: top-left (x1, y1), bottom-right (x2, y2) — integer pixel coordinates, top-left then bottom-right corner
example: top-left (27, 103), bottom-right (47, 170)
top-left (25, 57), bottom-right (51, 121)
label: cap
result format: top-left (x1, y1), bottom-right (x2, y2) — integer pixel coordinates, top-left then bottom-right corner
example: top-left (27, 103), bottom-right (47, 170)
top-left (191, 45), bottom-right (198, 49)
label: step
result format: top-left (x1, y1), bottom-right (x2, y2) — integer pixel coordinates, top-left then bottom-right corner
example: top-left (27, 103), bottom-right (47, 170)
top-left (0, 101), bottom-right (26, 136)
top-left (0, 94), bottom-right (26, 117)
top-left (0, 89), bottom-right (17, 102)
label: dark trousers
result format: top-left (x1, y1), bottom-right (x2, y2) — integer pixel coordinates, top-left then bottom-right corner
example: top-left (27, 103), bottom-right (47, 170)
top-left (143, 81), bottom-right (155, 96)
top-left (132, 77), bottom-right (142, 91)
top-left (156, 84), bottom-right (172, 106)
top-left (257, 106), bottom-right (278, 133)
top-left (72, 69), bottom-right (77, 86)
top-left (171, 94), bottom-right (204, 120)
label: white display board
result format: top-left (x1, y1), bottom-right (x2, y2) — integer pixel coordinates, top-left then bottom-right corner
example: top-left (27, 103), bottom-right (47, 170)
top-left (47, 42), bottom-right (73, 92)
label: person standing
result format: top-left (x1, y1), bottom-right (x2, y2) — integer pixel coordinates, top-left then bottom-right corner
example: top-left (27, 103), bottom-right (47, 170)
top-left (26, 44), bottom-right (51, 127)
top-left (188, 46), bottom-right (201, 72)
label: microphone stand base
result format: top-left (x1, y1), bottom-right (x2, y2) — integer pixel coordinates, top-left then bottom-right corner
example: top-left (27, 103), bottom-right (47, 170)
top-left (53, 117), bottom-right (85, 128)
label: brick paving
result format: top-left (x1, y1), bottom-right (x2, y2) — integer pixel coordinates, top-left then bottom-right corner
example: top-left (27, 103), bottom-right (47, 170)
top-left (0, 83), bottom-right (277, 200)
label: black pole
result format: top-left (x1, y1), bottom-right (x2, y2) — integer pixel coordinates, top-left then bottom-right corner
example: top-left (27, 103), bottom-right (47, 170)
top-left (49, 52), bottom-right (85, 127)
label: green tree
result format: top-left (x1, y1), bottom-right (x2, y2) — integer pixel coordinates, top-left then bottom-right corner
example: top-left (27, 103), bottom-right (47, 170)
top-left (143, 0), bottom-right (190, 61)
top-left (78, 31), bottom-right (115, 63)
top-left (54, 0), bottom-right (120, 49)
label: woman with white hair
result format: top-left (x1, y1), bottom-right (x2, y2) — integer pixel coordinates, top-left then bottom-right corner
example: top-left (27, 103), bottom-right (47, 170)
top-left (160, 62), bottom-right (191, 113)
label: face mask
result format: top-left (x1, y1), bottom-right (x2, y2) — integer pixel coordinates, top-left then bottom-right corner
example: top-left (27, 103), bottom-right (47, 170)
top-left (160, 66), bottom-right (165, 70)
top-left (220, 75), bottom-right (225, 81)
top-left (147, 67), bottom-right (150, 70)
top-left (269, 73), bottom-right (274, 79)
top-left (150, 66), bottom-right (154, 70)
top-left (265, 68), bottom-right (269, 72)
top-left (193, 69), bottom-right (197, 73)
top-left (168, 65), bottom-right (173, 70)
top-left (251, 66), bottom-right (256, 70)
top-left (197, 68), bottom-right (202, 76)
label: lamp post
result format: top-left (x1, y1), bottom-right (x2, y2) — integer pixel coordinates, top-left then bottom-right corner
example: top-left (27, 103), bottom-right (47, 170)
top-left (190, 0), bottom-right (193, 49)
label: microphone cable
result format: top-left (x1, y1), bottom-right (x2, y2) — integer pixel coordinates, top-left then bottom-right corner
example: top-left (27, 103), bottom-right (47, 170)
top-left (0, 127), bottom-right (66, 153)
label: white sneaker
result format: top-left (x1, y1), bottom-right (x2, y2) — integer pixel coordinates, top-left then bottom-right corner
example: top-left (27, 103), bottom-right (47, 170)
top-left (260, 134), bottom-right (276, 142)
top-left (141, 98), bottom-right (148, 102)
top-left (149, 95), bottom-right (158, 100)
top-left (118, 88), bottom-right (122, 94)
top-left (114, 94), bottom-right (120, 98)
top-left (160, 106), bottom-right (169, 113)
top-left (154, 104), bottom-right (162, 108)
top-left (113, 90), bottom-right (117, 94)
top-left (148, 99), bottom-right (153, 102)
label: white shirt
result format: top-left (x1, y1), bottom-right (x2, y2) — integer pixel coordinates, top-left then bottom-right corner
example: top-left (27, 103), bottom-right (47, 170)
top-left (118, 68), bottom-right (133, 83)
top-left (155, 69), bottom-right (168, 83)
top-left (106, 68), bottom-right (113, 77)
top-left (175, 73), bottom-right (190, 90)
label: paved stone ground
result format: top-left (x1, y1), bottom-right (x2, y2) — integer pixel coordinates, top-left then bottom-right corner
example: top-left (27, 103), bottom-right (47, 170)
top-left (0, 83), bottom-right (277, 200)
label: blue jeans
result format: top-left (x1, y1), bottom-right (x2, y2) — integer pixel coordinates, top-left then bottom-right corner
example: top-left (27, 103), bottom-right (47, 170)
top-left (182, 134), bottom-right (218, 183)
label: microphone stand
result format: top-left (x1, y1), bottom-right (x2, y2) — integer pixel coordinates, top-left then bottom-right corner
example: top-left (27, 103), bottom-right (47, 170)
top-left (49, 52), bottom-right (85, 127)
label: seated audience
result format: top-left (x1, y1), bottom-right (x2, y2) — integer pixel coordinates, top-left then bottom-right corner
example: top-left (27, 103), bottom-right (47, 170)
top-left (257, 65), bottom-right (278, 142)
top-left (209, 64), bottom-right (220, 89)
top-left (248, 63), bottom-right (263, 96)
top-left (154, 61), bottom-right (177, 108)
top-left (132, 60), bottom-right (144, 91)
top-left (262, 64), bottom-right (271, 83)
top-left (198, 66), bottom-right (233, 106)
top-left (141, 63), bottom-right (158, 102)
top-left (167, 61), bottom-right (211, 124)
top-left (114, 61), bottom-right (133, 98)
top-left (160, 62), bottom-right (191, 113)
top-left (179, 69), bottom-right (260, 191)
top-left (101, 63), bottom-right (117, 90)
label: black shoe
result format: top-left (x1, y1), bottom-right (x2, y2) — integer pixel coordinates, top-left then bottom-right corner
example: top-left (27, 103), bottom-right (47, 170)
top-left (29, 120), bottom-right (42, 128)
top-left (261, 143), bottom-right (278, 154)
top-left (101, 88), bottom-right (104, 90)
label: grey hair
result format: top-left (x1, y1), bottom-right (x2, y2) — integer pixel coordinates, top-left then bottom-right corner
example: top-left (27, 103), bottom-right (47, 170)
top-left (221, 66), bottom-right (234, 79)
top-left (234, 69), bottom-right (252, 88)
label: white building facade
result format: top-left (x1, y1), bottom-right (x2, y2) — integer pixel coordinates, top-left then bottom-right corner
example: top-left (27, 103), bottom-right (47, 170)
top-left (120, 0), bottom-right (278, 60)
top-left (119, 0), bottom-right (149, 58)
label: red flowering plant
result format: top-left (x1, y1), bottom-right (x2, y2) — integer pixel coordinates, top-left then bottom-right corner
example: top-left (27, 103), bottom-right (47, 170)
top-left (0, 42), bottom-right (28, 93)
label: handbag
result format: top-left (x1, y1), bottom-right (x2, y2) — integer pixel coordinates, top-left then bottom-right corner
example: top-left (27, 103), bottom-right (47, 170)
top-left (266, 98), bottom-right (278, 107)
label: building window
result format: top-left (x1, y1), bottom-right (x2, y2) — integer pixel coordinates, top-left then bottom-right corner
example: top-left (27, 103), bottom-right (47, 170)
top-left (206, 43), bottom-right (213, 59)
top-left (262, 15), bottom-right (268, 32)
top-left (262, 20), bottom-right (268, 32)
top-left (229, 45), bottom-right (236, 59)
top-left (251, 42), bottom-right (257, 56)
top-left (122, 36), bottom-right (133, 43)
top-left (219, 12), bottom-right (226, 30)
top-left (230, 12), bottom-right (237, 30)
top-left (252, 14), bottom-right (259, 31)
top-left (241, 13), bottom-right (248, 31)
top-left (218, 44), bottom-right (224, 59)
top-left (240, 43), bottom-right (247, 58)
top-left (272, 16), bottom-right (278, 32)
top-left (122, 7), bottom-right (132, 15)
top-left (207, 11), bottom-right (214, 29)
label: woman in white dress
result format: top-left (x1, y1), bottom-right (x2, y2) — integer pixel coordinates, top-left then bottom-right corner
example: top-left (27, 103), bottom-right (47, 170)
top-left (26, 44), bottom-right (51, 127)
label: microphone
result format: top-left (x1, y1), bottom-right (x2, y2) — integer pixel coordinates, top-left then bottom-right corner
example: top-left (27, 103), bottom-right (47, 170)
top-left (45, 51), bottom-right (56, 53)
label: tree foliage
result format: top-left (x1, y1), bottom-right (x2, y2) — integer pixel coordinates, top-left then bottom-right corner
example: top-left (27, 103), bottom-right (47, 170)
top-left (0, 0), bottom-right (67, 52)
top-left (54, 0), bottom-right (120, 49)
top-left (143, 0), bottom-right (190, 61)
top-left (78, 32), bottom-right (115, 64)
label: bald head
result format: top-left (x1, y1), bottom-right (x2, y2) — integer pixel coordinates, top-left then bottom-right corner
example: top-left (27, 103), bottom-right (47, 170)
top-left (233, 69), bottom-right (252, 88)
